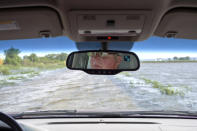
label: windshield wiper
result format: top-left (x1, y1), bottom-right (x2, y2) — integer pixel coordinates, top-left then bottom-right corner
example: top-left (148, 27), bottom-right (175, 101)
top-left (11, 110), bottom-right (77, 118)
top-left (139, 110), bottom-right (197, 115)
top-left (11, 110), bottom-right (197, 119)
top-left (123, 111), bottom-right (197, 118)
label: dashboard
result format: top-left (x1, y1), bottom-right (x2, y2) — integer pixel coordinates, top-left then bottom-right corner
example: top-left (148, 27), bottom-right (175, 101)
top-left (10, 118), bottom-right (197, 131)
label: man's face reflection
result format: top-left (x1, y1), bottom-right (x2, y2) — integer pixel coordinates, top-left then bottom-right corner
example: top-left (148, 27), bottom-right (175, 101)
top-left (90, 52), bottom-right (122, 69)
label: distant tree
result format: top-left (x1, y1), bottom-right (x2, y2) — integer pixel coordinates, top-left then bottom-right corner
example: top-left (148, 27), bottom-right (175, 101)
top-left (4, 47), bottom-right (22, 65)
top-left (28, 53), bottom-right (38, 62)
top-left (56, 53), bottom-right (67, 61)
top-left (44, 53), bottom-right (67, 61)
top-left (173, 56), bottom-right (178, 61)
top-left (22, 53), bottom-right (68, 66)
top-left (45, 54), bottom-right (57, 60)
top-left (178, 56), bottom-right (190, 61)
top-left (185, 56), bottom-right (190, 60)
top-left (23, 55), bottom-right (29, 60)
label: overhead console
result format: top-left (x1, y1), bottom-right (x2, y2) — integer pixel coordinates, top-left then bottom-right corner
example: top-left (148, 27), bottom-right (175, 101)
top-left (0, 7), bottom-right (62, 40)
top-left (155, 8), bottom-right (197, 39)
top-left (68, 10), bottom-right (152, 42)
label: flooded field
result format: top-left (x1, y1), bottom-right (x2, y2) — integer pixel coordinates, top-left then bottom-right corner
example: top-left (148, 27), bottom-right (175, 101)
top-left (115, 63), bottom-right (197, 111)
top-left (0, 63), bottom-right (197, 113)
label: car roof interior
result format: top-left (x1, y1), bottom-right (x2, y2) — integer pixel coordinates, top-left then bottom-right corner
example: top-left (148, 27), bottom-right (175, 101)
top-left (0, 0), bottom-right (197, 42)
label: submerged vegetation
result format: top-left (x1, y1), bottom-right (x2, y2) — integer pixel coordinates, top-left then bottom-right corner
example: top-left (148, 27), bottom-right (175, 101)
top-left (0, 66), bottom-right (10, 75)
top-left (8, 76), bottom-right (25, 80)
top-left (0, 80), bottom-right (15, 87)
top-left (141, 78), bottom-right (189, 96)
top-left (120, 72), bottom-right (132, 77)
top-left (0, 47), bottom-right (68, 87)
top-left (120, 71), bottom-right (191, 97)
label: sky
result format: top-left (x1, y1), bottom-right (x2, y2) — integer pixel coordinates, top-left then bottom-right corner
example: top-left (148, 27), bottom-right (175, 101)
top-left (0, 36), bottom-right (197, 60)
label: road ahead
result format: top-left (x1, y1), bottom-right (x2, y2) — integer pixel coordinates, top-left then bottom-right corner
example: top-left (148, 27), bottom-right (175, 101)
top-left (0, 69), bottom-right (137, 113)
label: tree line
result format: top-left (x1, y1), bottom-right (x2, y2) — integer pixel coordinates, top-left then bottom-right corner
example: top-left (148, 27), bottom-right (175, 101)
top-left (3, 47), bottom-right (68, 66)
top-left (172, 56), bottom-right (191, 61)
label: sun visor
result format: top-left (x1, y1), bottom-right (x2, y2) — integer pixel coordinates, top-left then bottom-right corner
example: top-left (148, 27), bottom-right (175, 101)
top-left (0, 7), bottom-right (62, 40)
top-left (155, 8), bottom-right (197, 39)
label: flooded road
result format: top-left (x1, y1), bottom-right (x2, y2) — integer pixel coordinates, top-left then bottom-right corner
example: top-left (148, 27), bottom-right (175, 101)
top-left (0, 63), bottom-right (197, 113)
top-left (0, 69), bottom-right (137, 113)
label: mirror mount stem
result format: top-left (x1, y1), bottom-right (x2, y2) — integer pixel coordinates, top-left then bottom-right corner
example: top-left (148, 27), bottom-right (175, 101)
top-left (101, 42), bottom-right (108, 51)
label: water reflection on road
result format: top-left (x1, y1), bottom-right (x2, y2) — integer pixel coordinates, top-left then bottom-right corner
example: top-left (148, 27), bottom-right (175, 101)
top-left (0, 63), bottom-right (197, 113)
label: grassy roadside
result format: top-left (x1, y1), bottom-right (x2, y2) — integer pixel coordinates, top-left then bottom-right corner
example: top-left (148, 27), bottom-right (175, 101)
top-left (0, 65), bottom-right (19, 75)
top-left (141, 78), bottom-right (190, 96)
top-left (119, 72), bottom-right (190, 97)
top-left (120, 72), bottom-right (132, 77)
top-left (0, 62), bottom-right (66, 87)
top-left (0, 62), bottom-right (66, 75)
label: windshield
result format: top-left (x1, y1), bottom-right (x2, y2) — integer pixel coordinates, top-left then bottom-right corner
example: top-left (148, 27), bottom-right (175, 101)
top-left (0, 36), bottom-right (197, 113)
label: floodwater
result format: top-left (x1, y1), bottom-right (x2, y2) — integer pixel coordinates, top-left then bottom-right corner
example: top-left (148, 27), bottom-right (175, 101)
top-left (0, 63), bottom-right (197, 113)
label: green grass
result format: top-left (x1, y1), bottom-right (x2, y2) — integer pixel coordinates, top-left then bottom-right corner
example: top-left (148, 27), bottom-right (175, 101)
top-left (0, 65), bottom-right (20, 75)
top-left (19, 70), bottom-right (40, 77)
top-left (181, 85), bottom-right (192, 91)
top-left (38, 64), bottom-right (65, 70)
top-left (8, 76), bottom-right (26, 80)
top-left (20, 70), bottom-right (35, 74)
top-left (25, 62), bottom-right (65, 70)
top-left (0, 80), bottom-right (15, 87)
top-left (129, 81), bottom-right (142, 88)
top-left (0, 65), bottom-right (21, 75)
top-left (142, 78), bottom-right (186, 96)
top-left (0, 62), bottom-right (65, 76)
top-left (129, 81), bottom-right (135, 88)
top-left (0, 67), bottom-right (10, 75)
top-left (120, 72), bottom-right (132, 77)
top-left (28, 72), bottom-right (40, 77)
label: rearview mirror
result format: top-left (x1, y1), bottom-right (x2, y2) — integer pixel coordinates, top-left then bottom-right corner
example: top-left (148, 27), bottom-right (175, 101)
top-left (66, 50), bottom-right (140, 75)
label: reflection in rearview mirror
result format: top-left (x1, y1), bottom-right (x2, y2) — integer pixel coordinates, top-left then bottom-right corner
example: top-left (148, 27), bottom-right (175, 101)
top-left (67, 50), bottom-right (140, 71)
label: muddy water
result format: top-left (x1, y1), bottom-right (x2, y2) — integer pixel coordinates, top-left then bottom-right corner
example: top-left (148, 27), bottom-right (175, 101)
top-left (0, 63), bottom-right (197, 113)
top-left (0, 69), bottom-right (137, 113)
